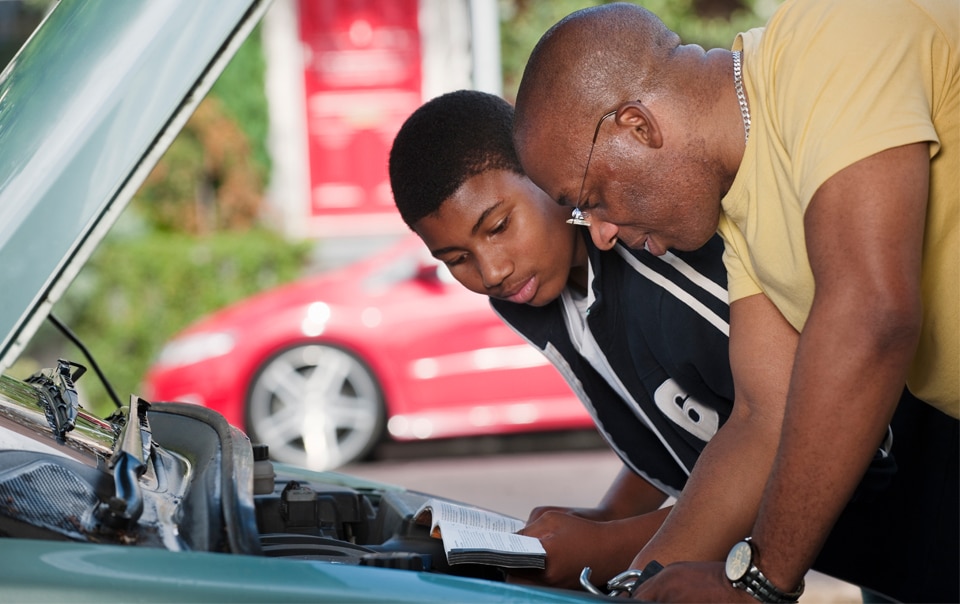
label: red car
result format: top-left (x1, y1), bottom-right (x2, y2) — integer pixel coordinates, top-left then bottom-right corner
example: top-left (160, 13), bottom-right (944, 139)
top-left (144, 234), bottom-right (592, 470)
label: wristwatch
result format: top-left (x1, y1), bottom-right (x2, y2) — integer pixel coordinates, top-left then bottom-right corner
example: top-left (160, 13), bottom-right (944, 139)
top-left (725, 538), bottom-right (804, 603)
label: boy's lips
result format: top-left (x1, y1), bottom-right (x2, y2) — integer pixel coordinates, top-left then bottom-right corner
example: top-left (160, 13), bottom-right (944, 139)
top-left (504, 276), bottom-right (537, 304)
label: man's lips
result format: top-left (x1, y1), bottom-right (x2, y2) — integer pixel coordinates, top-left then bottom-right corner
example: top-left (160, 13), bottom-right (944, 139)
top-left (504, 276), bottom-right (537, 304)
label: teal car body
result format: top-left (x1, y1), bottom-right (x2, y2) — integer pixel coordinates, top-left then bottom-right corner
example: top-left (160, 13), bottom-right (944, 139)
top-left (0, 2), bottom-right (603, 602)
top-left (5, 539), bottom-right (593, 603)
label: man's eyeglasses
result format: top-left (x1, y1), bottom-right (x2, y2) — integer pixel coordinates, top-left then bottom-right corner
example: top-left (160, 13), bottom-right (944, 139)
top-left (567, 108), bottom-right (617, 227)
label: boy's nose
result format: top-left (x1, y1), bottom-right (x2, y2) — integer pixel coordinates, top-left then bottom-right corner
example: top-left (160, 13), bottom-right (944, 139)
top-left (480, 256), bottom-right (511, 290)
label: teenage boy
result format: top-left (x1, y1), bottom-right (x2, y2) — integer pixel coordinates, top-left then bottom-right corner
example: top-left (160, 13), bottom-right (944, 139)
top-left (387, 90), bottom-right (909, 597)
top-left (389, 89), bottom-right (733, 589)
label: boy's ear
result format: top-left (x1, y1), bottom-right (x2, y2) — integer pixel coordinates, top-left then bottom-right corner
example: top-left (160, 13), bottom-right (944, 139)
top-left (614, 101), bottom-right (662, 149)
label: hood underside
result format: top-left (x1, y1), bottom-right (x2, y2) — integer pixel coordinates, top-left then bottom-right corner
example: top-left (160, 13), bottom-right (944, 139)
top-left (0, 0), bottom-right (271, 372)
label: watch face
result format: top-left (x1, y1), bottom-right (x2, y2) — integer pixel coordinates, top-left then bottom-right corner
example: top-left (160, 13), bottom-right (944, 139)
top-left (725, 540), bottom-right (753, 582)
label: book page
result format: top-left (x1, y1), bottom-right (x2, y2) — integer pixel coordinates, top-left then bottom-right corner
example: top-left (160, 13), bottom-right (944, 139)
top-left (413, 498), bottom-right (546, 567)
top-left (440, 522), bottom-right (546, 555)
top-left (420, 499), bottom-right (525, 534)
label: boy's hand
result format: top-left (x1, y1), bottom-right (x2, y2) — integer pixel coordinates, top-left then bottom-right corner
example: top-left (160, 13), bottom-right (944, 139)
top-left (507, 507), bottom-right (671, 590)
top-left (525, 504), bottom-right (608, 524)
top-left (508, 511), bottom-right (612, 589)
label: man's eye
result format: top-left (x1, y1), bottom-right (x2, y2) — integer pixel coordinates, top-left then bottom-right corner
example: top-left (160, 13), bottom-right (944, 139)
top-left (491, 216), bottom-right (509, 235)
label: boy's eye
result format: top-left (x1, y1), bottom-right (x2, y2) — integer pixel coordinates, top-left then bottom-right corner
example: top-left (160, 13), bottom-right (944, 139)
top-left (490, 216), bottom-right (509, 234)
top-left (444, 254), bottom-right (467, 267)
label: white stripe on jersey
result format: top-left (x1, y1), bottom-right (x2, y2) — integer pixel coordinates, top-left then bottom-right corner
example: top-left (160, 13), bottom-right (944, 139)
top-left (615, 245), bottom-right (730, 337)
top-left (659, 250), bottom-right (728, 304)
top-left (540, 340), bottom-right (681, 498)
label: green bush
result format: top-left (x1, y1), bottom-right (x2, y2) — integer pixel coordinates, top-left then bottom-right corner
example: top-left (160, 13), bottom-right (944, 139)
top-left (30, 227), bottom-right (311, 417)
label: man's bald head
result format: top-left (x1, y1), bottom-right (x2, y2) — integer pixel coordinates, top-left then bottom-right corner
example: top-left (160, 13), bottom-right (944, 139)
top-left (513, 3), bottom-right (679, 157)
top-left (511, 3), bottom-right (746, 258)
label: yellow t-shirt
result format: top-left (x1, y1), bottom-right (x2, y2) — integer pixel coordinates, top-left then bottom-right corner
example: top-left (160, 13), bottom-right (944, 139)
top-left (720, 0), bottom-right (959, 416)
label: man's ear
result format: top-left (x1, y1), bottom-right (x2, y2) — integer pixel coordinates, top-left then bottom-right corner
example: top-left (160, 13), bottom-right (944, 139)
top-left (614, 101), bottom-right (662, 149)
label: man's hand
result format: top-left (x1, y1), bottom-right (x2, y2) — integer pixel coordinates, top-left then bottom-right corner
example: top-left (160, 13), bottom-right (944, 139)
top-left (631, 561), bottom-right (754, 602)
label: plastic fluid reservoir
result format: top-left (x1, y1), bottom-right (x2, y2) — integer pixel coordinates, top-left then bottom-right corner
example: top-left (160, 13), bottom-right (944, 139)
top-left (252, 443), bottom-right (276, 495)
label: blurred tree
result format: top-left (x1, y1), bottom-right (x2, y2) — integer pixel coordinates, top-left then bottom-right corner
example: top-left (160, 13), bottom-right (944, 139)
top-left (209, 24), bottom-right (272, 185)
top-left (136, 96), bottom-right (263, 234)
top-left (134, 25), bottom-right (270, 235)
top-left (499, 0), bottom-right (779, 101)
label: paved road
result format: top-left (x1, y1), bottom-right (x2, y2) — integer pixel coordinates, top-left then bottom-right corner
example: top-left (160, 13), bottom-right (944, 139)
top-left (341, 431), bottom-right (862, 603)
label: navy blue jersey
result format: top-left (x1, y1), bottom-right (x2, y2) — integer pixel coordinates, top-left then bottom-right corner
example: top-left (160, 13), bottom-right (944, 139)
top-left (492, 234), bottom-right (734, 496)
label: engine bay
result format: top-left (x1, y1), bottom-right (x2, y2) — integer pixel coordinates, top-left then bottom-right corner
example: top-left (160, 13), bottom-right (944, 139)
top-left (0, 376), bottom-right (501, 582)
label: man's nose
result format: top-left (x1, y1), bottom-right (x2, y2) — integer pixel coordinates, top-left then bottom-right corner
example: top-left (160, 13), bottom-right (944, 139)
top-left (589, 220), bottom-right (619, 251)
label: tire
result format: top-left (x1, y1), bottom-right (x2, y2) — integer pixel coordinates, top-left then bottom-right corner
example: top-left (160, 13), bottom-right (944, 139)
top-left (245, 343), bottom-right (386, 470)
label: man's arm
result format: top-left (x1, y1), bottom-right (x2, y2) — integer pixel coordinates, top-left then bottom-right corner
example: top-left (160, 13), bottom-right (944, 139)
top-left (629, 292), bottom-right (798, 567)
top-left (632, 143), bottom-right (929, 603)
top-left (748, 142), bottom-right (928, 591)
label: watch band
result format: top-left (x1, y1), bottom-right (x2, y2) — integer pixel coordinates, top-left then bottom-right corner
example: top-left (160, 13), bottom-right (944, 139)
top-left (727, 538), bottom-right (804, 604)
top-left (736, 569), bottom-right (804, 604)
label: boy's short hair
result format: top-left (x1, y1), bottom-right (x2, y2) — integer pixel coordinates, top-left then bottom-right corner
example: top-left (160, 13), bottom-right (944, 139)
top-left (389, 89), bottom-right (523, 229)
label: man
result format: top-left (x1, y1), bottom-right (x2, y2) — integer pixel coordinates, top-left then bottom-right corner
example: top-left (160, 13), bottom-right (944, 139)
top-left (512, 1), bottom-right (958, 602)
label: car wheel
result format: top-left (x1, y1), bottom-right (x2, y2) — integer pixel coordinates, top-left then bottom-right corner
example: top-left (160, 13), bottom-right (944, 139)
top-left (245, 343), bottom-right (386, 470)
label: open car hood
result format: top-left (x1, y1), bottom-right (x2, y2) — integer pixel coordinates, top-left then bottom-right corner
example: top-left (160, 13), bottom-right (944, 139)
top-left (0, 0), bottom-right (272, 372)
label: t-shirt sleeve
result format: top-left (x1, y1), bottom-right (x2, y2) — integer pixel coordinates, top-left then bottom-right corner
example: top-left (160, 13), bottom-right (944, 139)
top-left (717, 213), bottom-right (762, 303)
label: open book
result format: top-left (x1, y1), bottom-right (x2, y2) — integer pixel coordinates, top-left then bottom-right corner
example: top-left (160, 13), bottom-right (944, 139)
top-left (413, 498), bottom-right (546, 569)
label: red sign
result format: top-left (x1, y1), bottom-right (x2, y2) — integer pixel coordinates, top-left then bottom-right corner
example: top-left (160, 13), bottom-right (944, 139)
top-left (298, 0), bottom-right (422, 233)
